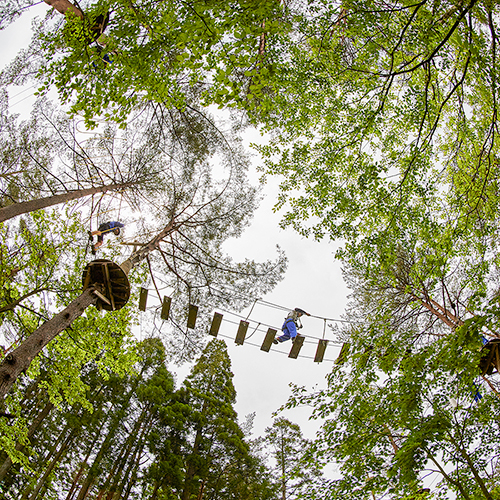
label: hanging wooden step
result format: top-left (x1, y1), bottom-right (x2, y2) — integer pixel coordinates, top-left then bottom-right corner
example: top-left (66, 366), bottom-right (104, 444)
top-left (187, 304), bottom-right (198, 329)
top-left (209, 312), bottom-right (223, 337)
top-left (335, 343), bottom-right (349, 365)
top-left (479, 339), bottom-right (500, 375)
top-left (314, 339), bottom-right (328, 363)
top-left (139, 287), bottom-right (148, 311)
top-left (288, 335), bottom-right (305, 359)
top-left (235, 320), bottom-right (249, 345)
top-left (161, 296), bottom-right (171, 320)
top-left (82, 259), bottom-right (130, 311)
top-left (261, 328), bottom-right (277, 352)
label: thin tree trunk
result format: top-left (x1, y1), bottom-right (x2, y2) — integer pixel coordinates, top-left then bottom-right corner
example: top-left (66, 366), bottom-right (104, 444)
top-left (0, 286), bottom-right (98, 400)
top-left (280, 437), bottom-right (286, 500)
top-left (411, 293), bottom-right (458, 329)
top-left (149, 481), bottom-right (160, 500)
top-left (65, 446), bottom-right (95, 500)
top-left (28, 431), bottom-right (74, 500)
top-left (115, 432), bottom-right (147, 500)
top-left (181, 396), bottom-right (210, 500)
top-left (119, 217), bottom-right (176, 275)
top-left (106, 407), bottom-right (152, 499)
top-left (75, 376), bottom-right (143, 500)
top-left (0, 182), bottom-right (132, 223)
top-left (75, 425), bottom-right (118, 500)
top-left (196, 479), bottom-right (206, 500)
top-left (21, 422), bottom-right (72, 500)
top-left (101, 408), bottom-right (147, 498)
top-left (450, 435), bottom-right (494, 500)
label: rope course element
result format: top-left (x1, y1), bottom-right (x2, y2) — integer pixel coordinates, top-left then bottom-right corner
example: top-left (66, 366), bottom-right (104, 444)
top-left (215, 331), bottom-right (338, 363)
top-left (136, 289), bottom-right (348, 363)
top-left (135, 288), bottom-right (348, 344)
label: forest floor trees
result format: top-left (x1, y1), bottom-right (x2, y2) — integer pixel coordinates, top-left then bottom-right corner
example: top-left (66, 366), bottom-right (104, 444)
top-left (0, 339), bottom-right (280, 500)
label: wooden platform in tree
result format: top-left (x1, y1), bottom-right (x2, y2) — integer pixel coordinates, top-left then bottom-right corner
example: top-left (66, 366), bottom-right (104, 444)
top-left (82, 259), bottom-right (130, 311)
top-left (479, 339), bottom-right (500, 375)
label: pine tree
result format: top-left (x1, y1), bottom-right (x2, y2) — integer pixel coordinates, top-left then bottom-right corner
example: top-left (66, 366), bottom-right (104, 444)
top-left (147, 339), bottom-right (276, 500)
top-left (264, 418), bottom-right (322, 500)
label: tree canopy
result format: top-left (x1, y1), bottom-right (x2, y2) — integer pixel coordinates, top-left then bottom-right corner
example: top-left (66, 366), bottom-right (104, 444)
top-left (3, 0), bottom-right (500, 497)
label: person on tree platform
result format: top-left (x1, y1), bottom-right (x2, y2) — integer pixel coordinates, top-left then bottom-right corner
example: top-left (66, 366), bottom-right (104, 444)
top-left (89, 221), bottom-right (124, 254)
top-left (273, 307), bottom-right (310, 344)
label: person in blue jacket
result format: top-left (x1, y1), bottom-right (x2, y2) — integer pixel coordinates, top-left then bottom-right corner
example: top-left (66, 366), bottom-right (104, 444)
top-left (90, 221), bottom-right (124, 254)
top-left (273, 307), bottom-right (310, 344)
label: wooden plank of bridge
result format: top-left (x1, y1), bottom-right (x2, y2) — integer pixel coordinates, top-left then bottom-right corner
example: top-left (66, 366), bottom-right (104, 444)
top-left (209, 312), bottom-right (223, 337)
top-left (288, 335), bottom-right (305, 359)
top-left (139, 287), bottom-right (148, 311)
top-left (161, 296), bottom-right (171, 320)
top-left (261, 328), bottom-right (277, 352)
top-left (187, 304), bottom-right (198, 329)
top-left (235, 320), bottom-right (249, 345)
top-left (314, 339), bottom-right (328, 363)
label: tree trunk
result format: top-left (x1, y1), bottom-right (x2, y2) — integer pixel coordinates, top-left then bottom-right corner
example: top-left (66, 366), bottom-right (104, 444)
top-left (43, 0), bottom-right (83, 17)
top-left (149, 481), bottom-right (160, 500)
top-left (113, 430), bottom-right (147, 500)
top-left (0, 216), bottom-right (177, 402)
top-left (181, 397), bottom-right (210, 500)
top-left (280, 437), bottom-right (286, 500)
top-left (65, 449), bottom-right (94, 500)
top-left (20, 422), bottom-right (72, 500)
top-left (0, 182), bottom-right (132, 223)
top-left (65, 410), bottom-right (111, 500)
top-left (28, 431), bottom-right (74, 500)
top-left (106, 407), bottom-right (152, 499)
top-left (119, 217), bottom-right (176, 275)
top-left (0, 286), bottom-right (98, 400)
top-left (75, 377), bottom-right (142, 500)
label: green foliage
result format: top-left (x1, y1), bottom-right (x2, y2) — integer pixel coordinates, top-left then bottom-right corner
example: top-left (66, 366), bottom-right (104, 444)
top-left (145, 339), bottom-right (276, 500)
top-left (3, 0), bottom-right (286, 127)
top-left (0, 339), bottom-right (276, 500)
top-left (264, 417), bottom-right (324, 500)
top-left (0, 207), bottom-right (145, 477)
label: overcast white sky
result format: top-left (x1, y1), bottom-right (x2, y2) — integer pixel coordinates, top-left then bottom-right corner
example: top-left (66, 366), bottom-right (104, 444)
top-left (0, 3), bottom-right (351, 443)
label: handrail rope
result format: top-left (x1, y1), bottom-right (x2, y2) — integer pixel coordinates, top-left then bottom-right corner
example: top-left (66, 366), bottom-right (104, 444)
top-left (257, 298), bottom-right (352, 323)
top-left (143, 297), bottom-right (346, 345)
top-left (218, 316), bottom-right (344, 345)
